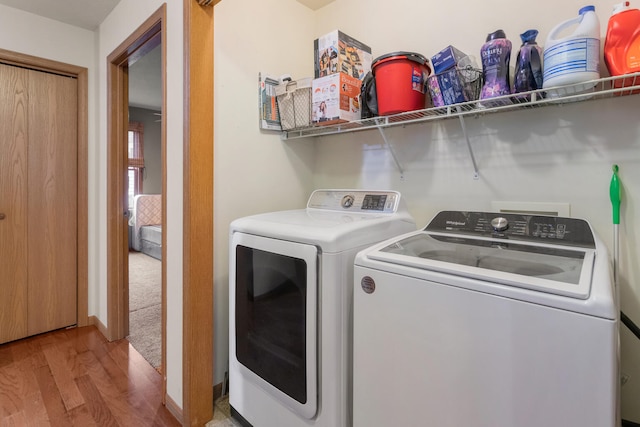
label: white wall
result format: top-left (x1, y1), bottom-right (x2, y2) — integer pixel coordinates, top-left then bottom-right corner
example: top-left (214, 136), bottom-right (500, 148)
top-left (215, 0), bottom-right (640, 423)
top-left (213, 0), bottom-right (317, 384)
top-left (98, 0), bottom-right (185, 408)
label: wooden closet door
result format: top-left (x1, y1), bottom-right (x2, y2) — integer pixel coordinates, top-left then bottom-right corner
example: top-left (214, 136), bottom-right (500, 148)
top-left (27, 69), bottom-right (78, 336)
top-left (0, 64), bottom-right (29, 344)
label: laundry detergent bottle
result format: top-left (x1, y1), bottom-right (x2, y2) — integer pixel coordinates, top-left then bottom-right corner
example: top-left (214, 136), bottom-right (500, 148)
top-left (604, 1), bottom-right (640, 91)
top-left (479, 29), bottom-right (512, 105)
top-left (514, 29), bottom-right (544, 97)
top-left (543, 5), bottom-right (601, 91)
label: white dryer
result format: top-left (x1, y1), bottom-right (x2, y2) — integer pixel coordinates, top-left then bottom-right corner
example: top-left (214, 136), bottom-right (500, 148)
top-left (353, 211), bottom-right (619, 427)
top-left (229, 189), bottom-right (415, 427)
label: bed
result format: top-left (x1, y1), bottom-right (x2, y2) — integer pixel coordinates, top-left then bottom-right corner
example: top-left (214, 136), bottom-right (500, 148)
top-left (130, 194), bottom-right (162, 260)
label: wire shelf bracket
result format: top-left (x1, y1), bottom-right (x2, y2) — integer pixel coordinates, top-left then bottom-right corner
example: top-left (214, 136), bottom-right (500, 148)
top-left (376, 124), bottom-right (404, 178)
top-left (456, 107), bottom-right (479, 180)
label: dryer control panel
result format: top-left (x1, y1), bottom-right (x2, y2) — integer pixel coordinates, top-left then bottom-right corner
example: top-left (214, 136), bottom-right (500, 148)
top-left (426, 211), bottom-right (596, 248)
top-left (307, 190), bottom-right (401, 213)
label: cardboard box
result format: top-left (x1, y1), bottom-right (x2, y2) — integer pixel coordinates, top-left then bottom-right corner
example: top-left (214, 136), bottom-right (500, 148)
top-left (431, 45), bottom-right (467, 74)
top-left (312, 73), bottom-right (361, 126)
top-left (314, 30), bottom-right (372, 80)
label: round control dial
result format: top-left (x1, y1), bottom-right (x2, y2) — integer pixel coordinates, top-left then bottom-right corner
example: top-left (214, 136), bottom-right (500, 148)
top-left (491, 216), bottom-right (509, 232)
top-left (341, 195), bottom-right (355, 208)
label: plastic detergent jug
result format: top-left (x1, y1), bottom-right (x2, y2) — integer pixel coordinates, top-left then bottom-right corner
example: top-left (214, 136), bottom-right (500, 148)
top-left (479, 29), bottom-right (512, 105)
top-left (514, 29), bottom-right (544, 97)
top-left (604, 1), bottom-right (640, 90)
top-left (543, 5), bottom-right (601, 92)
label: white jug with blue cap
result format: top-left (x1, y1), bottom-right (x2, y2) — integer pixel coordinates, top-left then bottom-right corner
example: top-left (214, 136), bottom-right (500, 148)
top-left (543, 5), bottom-right (601, 94)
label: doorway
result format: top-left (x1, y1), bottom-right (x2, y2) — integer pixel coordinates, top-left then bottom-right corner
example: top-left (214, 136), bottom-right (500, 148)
top-left (106, 6), bottom-right (166, 364)
top-left (126, 41), bottom-right (163, 369)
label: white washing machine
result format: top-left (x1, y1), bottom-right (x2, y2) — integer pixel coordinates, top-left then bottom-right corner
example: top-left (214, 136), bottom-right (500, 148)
top-left (229, 189), bottom-right (416, 427)
top-left (353, 211), bottom-right (619, 427)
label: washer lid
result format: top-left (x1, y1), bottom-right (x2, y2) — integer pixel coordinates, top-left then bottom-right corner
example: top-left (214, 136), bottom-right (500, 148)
top-left (368, 230), bottom-right (595, 299)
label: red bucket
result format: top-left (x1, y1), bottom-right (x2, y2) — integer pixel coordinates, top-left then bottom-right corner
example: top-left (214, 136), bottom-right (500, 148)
top-left (372, 52), bottom-right (431, 115)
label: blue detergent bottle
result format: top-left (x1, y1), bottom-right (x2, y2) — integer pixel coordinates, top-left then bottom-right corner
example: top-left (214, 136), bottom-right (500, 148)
top-left (514, 29), bottom-right (543, 98)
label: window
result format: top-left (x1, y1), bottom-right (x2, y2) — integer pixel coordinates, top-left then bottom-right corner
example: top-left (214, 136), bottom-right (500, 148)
top-left (128, 122), bottom-right (144, 208)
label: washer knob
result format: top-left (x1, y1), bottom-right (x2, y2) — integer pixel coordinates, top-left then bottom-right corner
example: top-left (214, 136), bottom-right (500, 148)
top-left (491, 216), bottom-right (509, 232)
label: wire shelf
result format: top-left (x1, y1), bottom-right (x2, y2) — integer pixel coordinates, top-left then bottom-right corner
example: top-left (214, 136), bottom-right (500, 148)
top-left (281, 72), bottom-right (640, 140)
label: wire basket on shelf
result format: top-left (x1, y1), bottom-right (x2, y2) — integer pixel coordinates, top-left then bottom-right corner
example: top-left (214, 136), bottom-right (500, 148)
top-left (428, 66), bottom-right (482, 108)
top-left (275, 78), bottom-right (312, 131)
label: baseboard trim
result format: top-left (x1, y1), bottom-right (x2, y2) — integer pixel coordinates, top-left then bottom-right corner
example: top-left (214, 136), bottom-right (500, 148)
top-left (623, 419), bottom-right (640, 427)
top-left (166, 393), bottom-right (183, 425)
top-left (88, 315), bottom-right (108, 339)
top-left (213, 382), bottom-right (223, 401)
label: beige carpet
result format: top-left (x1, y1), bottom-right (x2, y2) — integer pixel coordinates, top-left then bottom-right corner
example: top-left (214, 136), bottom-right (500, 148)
top-left (127, 251), bottom-right (162, 368)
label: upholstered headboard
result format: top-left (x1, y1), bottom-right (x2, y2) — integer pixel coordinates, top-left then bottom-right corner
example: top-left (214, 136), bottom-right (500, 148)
top-left (130, 194), bottom-right (162, 251)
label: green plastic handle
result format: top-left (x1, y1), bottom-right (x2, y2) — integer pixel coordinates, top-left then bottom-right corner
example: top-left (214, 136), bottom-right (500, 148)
top-left (610, 165), bottom-right (621, 225)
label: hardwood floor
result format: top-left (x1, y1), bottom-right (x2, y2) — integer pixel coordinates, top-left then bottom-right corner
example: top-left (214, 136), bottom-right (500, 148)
top-left (0, 325), bottom-right (180, 426)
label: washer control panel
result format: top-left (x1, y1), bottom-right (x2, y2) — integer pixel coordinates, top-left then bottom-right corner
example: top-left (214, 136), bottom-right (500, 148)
top-left (307, 190), bottom-right (401, 213)
top-left (425, 211), bottom-right (595, 248)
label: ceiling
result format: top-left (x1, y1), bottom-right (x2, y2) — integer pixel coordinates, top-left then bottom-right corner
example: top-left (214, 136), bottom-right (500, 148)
top-left (295, 0), bottom-right (335, 10)
top-left (0, 0), bottom-right (121, 30)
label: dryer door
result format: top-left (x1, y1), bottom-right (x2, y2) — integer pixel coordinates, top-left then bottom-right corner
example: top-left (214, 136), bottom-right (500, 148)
top-left (231, 232), bottom-right (318, 419)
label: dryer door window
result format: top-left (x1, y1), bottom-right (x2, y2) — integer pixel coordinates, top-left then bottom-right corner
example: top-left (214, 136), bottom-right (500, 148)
top-left (232, 232), bottom-right (318, 419)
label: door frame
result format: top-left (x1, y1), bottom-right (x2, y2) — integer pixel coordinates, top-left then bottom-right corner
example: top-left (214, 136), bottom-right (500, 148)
top-left (182, 0), bottom-right (215, 424)
top-left (106, 0), bottom-right (166, 377)
top-left (106, 4), bottom-right (165, 344)
top-left (0, 48), bottom-right (89, 330)
top-left (106, 2), bottom-right (215, 425)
